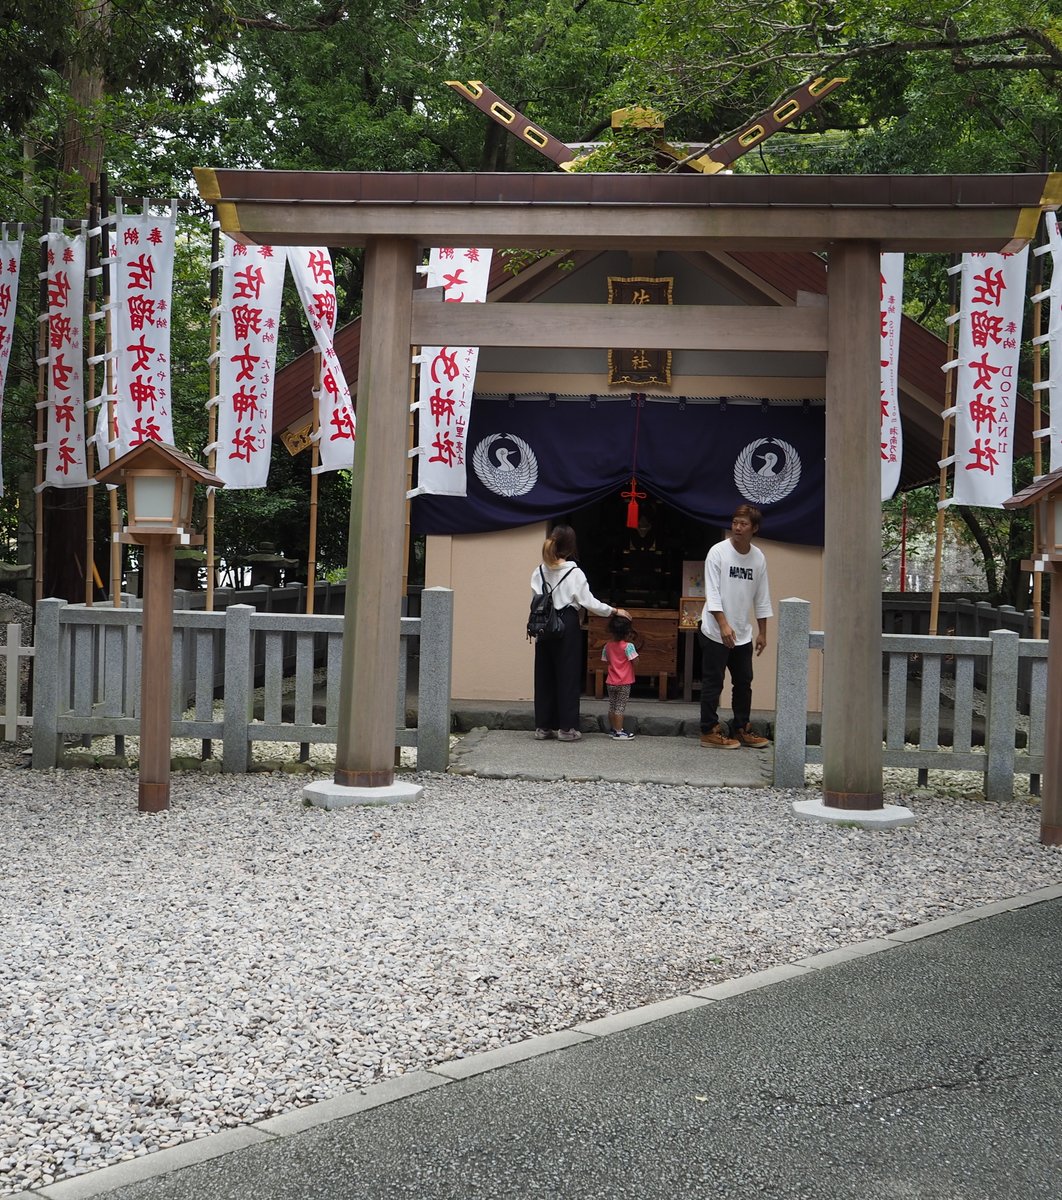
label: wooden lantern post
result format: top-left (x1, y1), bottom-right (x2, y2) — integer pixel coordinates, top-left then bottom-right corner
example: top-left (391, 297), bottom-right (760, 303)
top-left (1004, 466), bottom-right (1062, 844)
top-left (96, 444), bottom-right (223, 813)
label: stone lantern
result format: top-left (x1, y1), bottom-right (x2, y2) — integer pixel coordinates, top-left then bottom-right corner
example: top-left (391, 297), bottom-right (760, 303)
top-left (96, 443), bottom-right (223, 812)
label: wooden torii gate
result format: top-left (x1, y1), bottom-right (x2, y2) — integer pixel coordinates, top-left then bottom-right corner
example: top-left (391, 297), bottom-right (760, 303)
top-left (195, 166), bottom-right (1060, 808)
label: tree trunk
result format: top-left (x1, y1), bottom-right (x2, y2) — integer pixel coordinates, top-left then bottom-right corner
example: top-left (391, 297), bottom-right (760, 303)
top-left (40, 0), bottom-right (113, 602)
top-left (63, 0), bottom-right (110, 187)
top-left (956, 505), bottom-right (999, 599)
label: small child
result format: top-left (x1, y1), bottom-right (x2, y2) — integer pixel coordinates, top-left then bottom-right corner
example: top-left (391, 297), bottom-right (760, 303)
top-left (601, 613), bottom-right (638, 740)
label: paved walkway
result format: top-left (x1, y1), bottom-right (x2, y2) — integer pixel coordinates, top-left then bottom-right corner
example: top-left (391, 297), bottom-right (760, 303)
top-left (22, 889), bottom-right (1062, 1200)
top-left (449, 727), bottom-right (773, 787)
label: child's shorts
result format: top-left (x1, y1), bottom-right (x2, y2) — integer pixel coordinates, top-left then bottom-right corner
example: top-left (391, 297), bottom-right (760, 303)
top-left (607, 683), bottom-right (631, 714)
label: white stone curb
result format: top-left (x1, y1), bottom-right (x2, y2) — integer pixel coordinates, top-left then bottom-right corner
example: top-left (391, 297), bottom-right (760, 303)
top-left (33, 1128), bottom-right (273, 1199)
top-left (254, 1071), bottom-right (449, 1136)
top-left (427, 1030), bottom-right (594, 1080)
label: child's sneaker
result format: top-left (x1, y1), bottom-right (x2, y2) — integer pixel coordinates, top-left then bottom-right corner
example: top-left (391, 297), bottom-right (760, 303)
top-left (609, 729), bottom-right (635, 740)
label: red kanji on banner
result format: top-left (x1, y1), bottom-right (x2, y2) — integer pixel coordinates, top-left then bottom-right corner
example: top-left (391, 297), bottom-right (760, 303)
top-left (126, 254), bottom-right (156, 290)
top-left (307, 252), bottom-right (333, 285)
top-left (329, 408), bottom-right (355, 441)
top-left (430, 348), bottom-right (460, 384)
top-left (126, 334), bottom-right (156, 371)
top-left (231, 344), bottom-right (261, 382)
top-left (968, 395), bottom-right (998, 433)
top-left (965, 438), bottom-right (999, 473)
top-left (232, 265), bottom-right (266, 300)
top-left (48, 272), bottom-right (71, 307)
top-left (970, 267), bottom-right (1006, 306)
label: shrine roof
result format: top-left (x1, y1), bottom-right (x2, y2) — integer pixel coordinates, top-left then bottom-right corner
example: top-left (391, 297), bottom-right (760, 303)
top-left (195, 170), bottom-right (1060, 255)
top-left (1004, 466), bottom-right (1062, 509)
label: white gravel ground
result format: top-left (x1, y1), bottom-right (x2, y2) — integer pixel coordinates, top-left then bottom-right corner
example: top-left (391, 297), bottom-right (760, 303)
top-left (1, 753), bottom-right (1059, 1195)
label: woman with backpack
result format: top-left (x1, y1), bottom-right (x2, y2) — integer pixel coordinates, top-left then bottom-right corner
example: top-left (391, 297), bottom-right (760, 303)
top-left (530, 524), bottom-right (629, 742)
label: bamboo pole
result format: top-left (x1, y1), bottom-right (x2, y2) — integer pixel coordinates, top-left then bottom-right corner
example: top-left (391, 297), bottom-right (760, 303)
top-left (305, 349), bottom-right (322, 615)
top-left (403, 345), bottom-right (419, 603)
top-left (396, 349), bottom-right (420, 771)
top-left (205, 223), bottom-right (220, 612)
top-left (34, 201), bottom-right (50, 604)
top-left (929, 256), bottom-right (961, 637)
top-left (85, 184), bottom-right (99, 605)
top-left (100, 180), bottom-right (123, 606)
top-left (1031, 235), bottom-right (1047, 639)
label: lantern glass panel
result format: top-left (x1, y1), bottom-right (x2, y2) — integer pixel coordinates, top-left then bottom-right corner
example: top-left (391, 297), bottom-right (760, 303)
top-left (1053, 498), bottom-right (1062, 557)
top-left (132, 475), bottom-right (178, 523)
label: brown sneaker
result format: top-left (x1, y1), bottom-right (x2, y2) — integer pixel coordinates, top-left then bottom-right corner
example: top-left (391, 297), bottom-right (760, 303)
top-left (735, 724), bottom-right (770, 749)
top-left (700, 725), bottom-right (740, 749)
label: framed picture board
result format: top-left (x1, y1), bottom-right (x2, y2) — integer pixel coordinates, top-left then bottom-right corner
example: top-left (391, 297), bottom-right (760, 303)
top-left (681, 560), bottom-right (705, 598)
top-left (678, 596), bottom-right (703, 631)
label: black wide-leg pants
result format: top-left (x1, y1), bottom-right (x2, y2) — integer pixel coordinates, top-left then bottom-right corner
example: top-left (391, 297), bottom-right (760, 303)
top-left (533, 608), bottom-right (583, 731)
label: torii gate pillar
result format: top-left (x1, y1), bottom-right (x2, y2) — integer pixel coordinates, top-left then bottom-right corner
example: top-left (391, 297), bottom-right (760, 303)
top-left (304, 236), bottom-right (423, 808)
top-left (821, 242), bottom-right (885, 809)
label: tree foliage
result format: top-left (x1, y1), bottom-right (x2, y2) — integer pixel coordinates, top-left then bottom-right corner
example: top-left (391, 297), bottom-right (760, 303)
top-left (1, 0), bottom-right (1060, 593)
top-left (611, 1), bottom-right (1062, 157)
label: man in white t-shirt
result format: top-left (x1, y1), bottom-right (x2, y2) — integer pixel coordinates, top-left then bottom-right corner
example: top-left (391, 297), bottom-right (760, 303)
top-left (699, 505), bottom-right (773, 749)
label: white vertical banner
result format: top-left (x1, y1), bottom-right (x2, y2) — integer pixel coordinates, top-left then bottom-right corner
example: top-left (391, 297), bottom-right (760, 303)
top-left (879, 252), bottom-right (904, 501)
top-left (408, 247), bottom-right (493, 497)
top-left (208, 238), bottom-right (286, 489)
top-left (37, 224), bottom-right (89, 488)
top-left (946, 248), bottom-right (1028, 508)
top-left (110, 204), bottom-right (178, 455)
top-left (0, 224), bottom-right (24, 497)
top-left (1032, 212), bottom-right (1062, 473)
top-left (287, 247), bottom-right (356, 473)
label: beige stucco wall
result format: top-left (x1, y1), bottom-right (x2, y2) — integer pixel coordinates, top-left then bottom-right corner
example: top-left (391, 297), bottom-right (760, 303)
top-left (425, 525), bottom-right (545, 700)
top-left (426, 528), bottom-right (824, 712)
top-left (753, 537), bottom-right (824, 713)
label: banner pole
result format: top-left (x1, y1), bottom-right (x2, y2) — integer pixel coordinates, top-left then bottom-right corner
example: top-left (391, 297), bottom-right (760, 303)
top-left (34, 201), bottom-right (50, 604)
top-left (100, 179), bottom-right (123, 606)
top-left (305, 349), bottom-right (321, 615)
top-left (1031, 234), bottom-right (1046, 640)
top-left (85, 184), bottom-right (100, 605)
top-left (929, 255), bottom-right (960, 638)
top-left (403, 348), bottom-right (418, 606)
top-left (205, 223), bottom-right (220, 612)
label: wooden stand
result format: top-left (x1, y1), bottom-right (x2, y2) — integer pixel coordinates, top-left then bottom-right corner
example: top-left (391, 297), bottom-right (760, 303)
top-left (586, 608), bottom-right (678, 700)
top-left (138, 536), bottom-right (175, 812)
top-left (1042, 570), bottom-right (1062, 844)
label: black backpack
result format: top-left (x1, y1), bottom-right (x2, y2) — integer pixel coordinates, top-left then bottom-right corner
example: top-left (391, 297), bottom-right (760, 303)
top-left (527, 566), bottom-right (576, 641)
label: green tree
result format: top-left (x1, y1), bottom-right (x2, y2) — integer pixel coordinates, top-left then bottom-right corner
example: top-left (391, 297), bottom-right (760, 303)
top-left (611, 1), bottom-right (1062, 158)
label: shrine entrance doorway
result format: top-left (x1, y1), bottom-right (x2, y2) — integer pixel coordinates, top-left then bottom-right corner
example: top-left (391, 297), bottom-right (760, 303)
top-left (568, 491), bottom-right (722, 700)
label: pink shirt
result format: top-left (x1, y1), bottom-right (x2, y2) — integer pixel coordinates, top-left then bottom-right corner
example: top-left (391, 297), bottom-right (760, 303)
top-left (601, 639), bottom-right (638, 686)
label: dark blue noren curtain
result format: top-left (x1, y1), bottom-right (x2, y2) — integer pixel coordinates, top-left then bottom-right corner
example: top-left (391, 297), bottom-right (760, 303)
top-left (412, 397), bottom-right (825, 546)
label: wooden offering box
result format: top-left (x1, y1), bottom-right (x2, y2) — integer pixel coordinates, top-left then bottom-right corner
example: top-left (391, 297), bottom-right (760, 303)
top-left (586, 608), bottom-right (678, 701)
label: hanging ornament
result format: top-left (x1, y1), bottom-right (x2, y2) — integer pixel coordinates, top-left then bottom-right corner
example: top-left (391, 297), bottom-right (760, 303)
top-left (621, 476), bottom-right (646, 528)
top-left (622, 393), bottom-right (645, 529)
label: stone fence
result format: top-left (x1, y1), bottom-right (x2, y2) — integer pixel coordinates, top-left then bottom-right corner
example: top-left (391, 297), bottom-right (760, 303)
top-left (27, 587), bottom-right (453, 773)
top-left (775, 598), bottom-right (1048, 800)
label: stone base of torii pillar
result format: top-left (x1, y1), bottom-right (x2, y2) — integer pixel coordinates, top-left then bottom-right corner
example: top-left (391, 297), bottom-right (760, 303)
top-left (791, 798), bottom-right (916, 829)
top-left (302, 779), bottom-right (424, 810)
